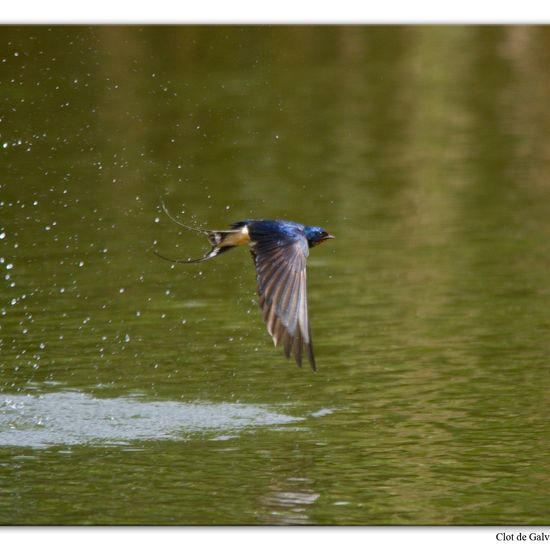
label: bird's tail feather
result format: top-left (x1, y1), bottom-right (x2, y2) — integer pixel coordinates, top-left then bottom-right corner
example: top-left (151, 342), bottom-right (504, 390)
top-left (155, 197), bottom-right (244, 264)
top-left (184, 228), bottom-right (245, 262)
top-left (154, 241), bottom-right (235, 264)
top-left (155, 199), bottom-right (248, 264)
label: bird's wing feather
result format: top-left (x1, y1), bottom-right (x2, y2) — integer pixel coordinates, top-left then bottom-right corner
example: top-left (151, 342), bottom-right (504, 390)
top-left (250, 227), bottom-right (315, 370)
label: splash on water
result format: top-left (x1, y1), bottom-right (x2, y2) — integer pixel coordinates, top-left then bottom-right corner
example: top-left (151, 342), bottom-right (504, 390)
top-left (0, 391), bottom-right (303, 449)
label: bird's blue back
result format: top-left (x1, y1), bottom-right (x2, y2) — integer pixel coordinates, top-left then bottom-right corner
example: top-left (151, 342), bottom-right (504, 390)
top-left (231, 219), bottom-right (306, 241)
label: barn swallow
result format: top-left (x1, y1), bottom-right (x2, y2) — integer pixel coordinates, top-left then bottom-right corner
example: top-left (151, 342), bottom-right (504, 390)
top-left (155, 202), bottom-right (334, 371)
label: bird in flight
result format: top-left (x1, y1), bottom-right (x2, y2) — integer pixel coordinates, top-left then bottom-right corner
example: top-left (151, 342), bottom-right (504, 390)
top-left (155, 202), bottom-right (334, 371)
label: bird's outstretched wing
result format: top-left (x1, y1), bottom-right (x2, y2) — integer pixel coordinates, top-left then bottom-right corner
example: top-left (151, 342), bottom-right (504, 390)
top-left (249, 224), bottom-right (315, 370)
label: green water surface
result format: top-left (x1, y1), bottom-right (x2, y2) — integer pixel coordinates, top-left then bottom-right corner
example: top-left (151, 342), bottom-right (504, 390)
top-left (1, 25), bottom-right (550, 525)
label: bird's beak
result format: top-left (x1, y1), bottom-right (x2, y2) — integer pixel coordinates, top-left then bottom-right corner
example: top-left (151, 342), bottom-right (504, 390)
top-left (318, 234), bottom-right (335, 245)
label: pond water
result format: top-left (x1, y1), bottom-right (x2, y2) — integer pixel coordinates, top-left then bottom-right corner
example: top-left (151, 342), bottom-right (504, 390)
top-left (1, 25), bottom-right (550, 525)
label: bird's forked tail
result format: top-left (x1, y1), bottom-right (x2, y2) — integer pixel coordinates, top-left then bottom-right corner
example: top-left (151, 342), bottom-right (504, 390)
top-left (154, 200), bottom-right (244, 264)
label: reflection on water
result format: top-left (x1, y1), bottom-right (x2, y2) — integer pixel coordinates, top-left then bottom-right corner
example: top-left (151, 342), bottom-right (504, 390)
top-left (0, 392), bottom-right (302, 448)
top-left (260, 477), bottom-right (321, 525)
top-left (1, 25), bottom-right (550, 525)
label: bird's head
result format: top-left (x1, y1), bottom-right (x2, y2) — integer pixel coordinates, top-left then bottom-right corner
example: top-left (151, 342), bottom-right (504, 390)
top-left (304, 225), bottom-right (335, 248)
